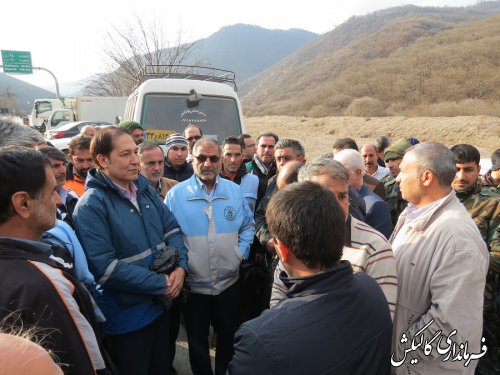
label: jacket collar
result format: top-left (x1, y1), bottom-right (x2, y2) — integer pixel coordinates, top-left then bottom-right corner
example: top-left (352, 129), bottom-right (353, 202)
top-left (455, 179), bottom-right (482, 202)
top-left (219, 163), bottom-right (247, 184)
top-left (0, 237), bottom-right (55, 264)
top-left (279, 261), bottom-right (353, 299)
top-left (165, 157), bottom-right (189, 171)
top-left (87, 168), bottom-right (149, 195)
top-left (397, 190), bottom-right (456, 233)
top-left (185, 174), bottom-right (227, 200)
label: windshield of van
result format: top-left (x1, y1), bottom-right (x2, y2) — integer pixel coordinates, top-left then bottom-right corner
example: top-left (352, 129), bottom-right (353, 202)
top-left (141, 94), bottom-right (242, 143)
top-left (35, 101), bottom-right (53, 114)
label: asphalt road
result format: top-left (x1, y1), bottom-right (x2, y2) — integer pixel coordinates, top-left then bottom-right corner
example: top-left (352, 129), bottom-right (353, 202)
top-left (173, 325), bottom-right (216, 375)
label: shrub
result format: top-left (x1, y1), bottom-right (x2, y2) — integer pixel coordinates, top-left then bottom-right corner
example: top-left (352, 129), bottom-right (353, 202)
top-left (344, 97), bottom-right (386, 117)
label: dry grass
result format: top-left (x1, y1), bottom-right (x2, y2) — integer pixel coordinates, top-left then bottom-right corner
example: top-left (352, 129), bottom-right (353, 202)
top-left (244, 115), bottom-right (500, 161)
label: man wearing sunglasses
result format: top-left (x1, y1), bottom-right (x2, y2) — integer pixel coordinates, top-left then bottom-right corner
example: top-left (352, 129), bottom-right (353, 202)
top-left (165, 138), bottom-right (255, 375)
top-left (183, 124), bottom-right (203, 164)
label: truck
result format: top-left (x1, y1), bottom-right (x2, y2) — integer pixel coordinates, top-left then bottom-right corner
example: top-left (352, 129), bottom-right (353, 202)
top-left (30, 96), bottom-right (127, 132)
top-left (30, 98), bottom-right (66, 131)
top-left (123, 65), bottom-right (245, 144)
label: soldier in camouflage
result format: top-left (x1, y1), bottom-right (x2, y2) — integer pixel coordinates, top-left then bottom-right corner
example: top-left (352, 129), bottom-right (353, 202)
top-left (380, 138), bottom-right (412, 226)
top-left (482, 148), bottom-right (500, 195)
top-left (451, 144), bottom-right (500, 375)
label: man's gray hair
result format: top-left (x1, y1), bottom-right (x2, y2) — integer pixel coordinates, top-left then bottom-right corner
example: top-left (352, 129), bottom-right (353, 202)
top-left (0, 117), bottom-right (45, 148)
top-left (298, 156), bottom-right (349, 183)
top-left (275, 139), bottom-right (305, 157)
top-left (334, 149), bottom-right (364, 174)
top-left (137, 141), bottom-right (163, 157)
top-left (192, 138), bottom-right (221, 154)
top-left (408, 142), bottom-right (456, 187)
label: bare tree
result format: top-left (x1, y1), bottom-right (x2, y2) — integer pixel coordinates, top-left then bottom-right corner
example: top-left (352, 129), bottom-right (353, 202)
top-left (83, 15), bottom-right (200, 96)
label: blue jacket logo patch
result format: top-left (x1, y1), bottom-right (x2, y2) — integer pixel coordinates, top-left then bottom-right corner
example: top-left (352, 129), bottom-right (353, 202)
top-left (224, 206), bottom-right (236, 221)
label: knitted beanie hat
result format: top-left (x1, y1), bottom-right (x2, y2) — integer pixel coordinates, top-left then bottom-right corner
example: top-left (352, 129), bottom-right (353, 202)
top-left (165, 133), bottom-right (188, 154)
top-left (384, 138), bottom-right (412, 162)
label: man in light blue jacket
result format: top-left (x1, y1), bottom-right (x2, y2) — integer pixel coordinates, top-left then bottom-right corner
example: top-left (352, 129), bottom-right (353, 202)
top-left (165, 138), bottom-right (255, 375)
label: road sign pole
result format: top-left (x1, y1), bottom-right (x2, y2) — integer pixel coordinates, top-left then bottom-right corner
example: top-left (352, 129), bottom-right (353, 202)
top-left (1, 50), bottom-right (60, 101)
top-left (33, 66), bottom-right (61, 100)
top-left (0, 64), bottom-right (61, 100)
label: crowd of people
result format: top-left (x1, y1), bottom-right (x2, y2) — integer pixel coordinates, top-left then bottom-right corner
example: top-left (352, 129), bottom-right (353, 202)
top-left (0, 115), bottom-right (498, 375)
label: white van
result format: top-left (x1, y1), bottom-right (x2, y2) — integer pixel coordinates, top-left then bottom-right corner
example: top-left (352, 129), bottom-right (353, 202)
top-left (123, 65), bottom-right (245, 143)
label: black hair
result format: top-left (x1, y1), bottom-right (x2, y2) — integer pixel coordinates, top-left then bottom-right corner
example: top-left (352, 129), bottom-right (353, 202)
top-left (0, 147), bottom-right (50, 224)
top-left (90, 128), bottom-right (130, 169)
top-left (450, 144), bottom-right (480, 165)
top-left (256, 132), bottom-right (279, 144)
top-left (37, 147), bottom-right (67, 163)
top-left (333, 138), bottom-right (358, 151)
top-left (68, 135), bottom-right (92, 156)
top-left (222, 136), bottom-right (244, 151)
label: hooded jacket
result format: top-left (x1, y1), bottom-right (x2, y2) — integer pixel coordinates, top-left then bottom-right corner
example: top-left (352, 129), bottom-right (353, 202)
top-left (73, 169), bottom-right (187, 334)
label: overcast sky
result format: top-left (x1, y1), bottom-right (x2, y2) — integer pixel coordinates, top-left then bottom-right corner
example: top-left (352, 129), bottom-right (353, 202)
top-left (1, 0), bottom-right (477, 89)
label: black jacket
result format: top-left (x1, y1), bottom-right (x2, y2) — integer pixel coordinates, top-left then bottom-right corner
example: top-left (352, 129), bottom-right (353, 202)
top-left (228, 261), bottom-right (393, 375)
top-left (250, 158), bottom-right (277, 209)
top-left (163, 159), bottom-right (193, 182)
top-left (0, 238), bottom-right (108, 375)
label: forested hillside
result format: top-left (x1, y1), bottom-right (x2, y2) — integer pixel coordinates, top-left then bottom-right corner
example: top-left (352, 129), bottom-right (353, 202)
top-left (240, 3), bottom-right (500, 117)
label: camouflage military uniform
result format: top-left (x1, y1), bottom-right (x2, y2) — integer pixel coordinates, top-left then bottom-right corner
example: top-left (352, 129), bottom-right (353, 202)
top-left (456, 180), bottom-right (500, 374)
top-left (482, 170), bottom-right (500, 195)
top-left (381, 174), bottom-right (407, 227)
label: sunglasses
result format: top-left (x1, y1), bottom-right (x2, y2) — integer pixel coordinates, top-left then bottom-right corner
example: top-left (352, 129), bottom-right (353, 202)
top-left (186, 135), bottom-right (202, 142)
top-left (194, 154), bottom-right (221, 163)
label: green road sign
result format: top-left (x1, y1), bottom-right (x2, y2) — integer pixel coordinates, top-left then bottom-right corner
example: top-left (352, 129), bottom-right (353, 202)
top-left (1, 50), bottom-right (32, 74)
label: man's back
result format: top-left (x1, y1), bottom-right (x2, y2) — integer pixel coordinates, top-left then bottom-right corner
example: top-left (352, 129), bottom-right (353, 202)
top-left (359, 184), bottom-right (393, 238)
top-left (229, 262), bottom-right (392, 375)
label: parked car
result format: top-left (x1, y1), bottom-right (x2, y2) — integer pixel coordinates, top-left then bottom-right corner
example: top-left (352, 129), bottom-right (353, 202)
top-left (44, 121), bottom-right (112, 153)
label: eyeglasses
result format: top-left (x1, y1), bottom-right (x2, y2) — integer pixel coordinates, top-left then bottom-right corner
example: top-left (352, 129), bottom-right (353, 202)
top-left (275, 155), bottom-right (295, 163)
top-left (194, 154), bottom-right (221, 163)
top-left (186, 136), bottom-right (202, 142)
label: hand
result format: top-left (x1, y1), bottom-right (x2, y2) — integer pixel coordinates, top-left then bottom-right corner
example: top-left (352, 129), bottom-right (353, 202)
top-left (165, 267), bottom-right (186, 299)
top-left (265, 239), bottom-right (276, 255)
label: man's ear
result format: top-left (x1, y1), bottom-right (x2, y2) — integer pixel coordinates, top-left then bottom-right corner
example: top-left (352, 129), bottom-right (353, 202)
top-left (275, 240), bottom-right (291, 265)
top-left (10, 192), bottom-right (32, 219)
top-left (96, 154), bottom-right (107, 169)
top-left (420, 170), bottom-right (433, 187)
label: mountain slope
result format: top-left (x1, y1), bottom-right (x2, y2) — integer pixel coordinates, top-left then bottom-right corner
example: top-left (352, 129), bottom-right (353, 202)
top-left (240, 2), bottom-right (500, 116)
top-left (190, 24), bottom-right (318, 83)
top-left (0, 73), bottom-right (55, 114)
